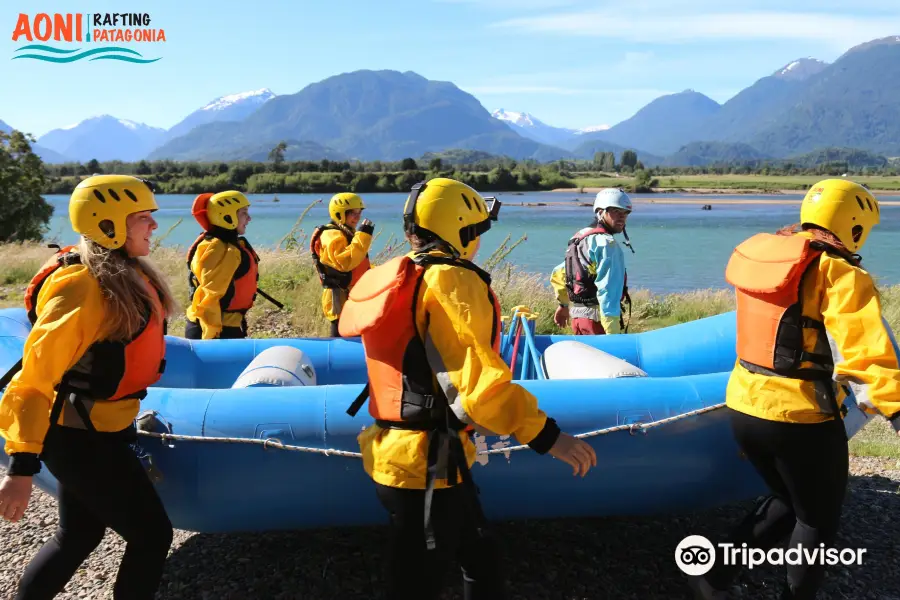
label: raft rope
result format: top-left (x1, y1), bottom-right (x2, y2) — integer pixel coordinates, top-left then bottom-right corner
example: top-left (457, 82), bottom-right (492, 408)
top-left (134, 402), bottom-right (727, 459)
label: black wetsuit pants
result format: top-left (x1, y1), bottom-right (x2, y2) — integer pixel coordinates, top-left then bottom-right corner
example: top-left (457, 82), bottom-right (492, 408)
top-left (705, 408), bottom-right (849, 599)
top-left (15, 425), bottom-right (173, 600)
top-left (375, 483), bottom-right (507, 600)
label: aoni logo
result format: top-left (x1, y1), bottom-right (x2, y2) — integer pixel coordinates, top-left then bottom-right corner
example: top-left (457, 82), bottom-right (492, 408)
top-left (11, 12), bottom-right (164, 63)
top-left (675, 535), bottom-right (867, 576)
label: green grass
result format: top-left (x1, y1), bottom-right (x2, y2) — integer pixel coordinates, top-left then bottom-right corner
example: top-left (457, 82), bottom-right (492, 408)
top-left (849, 419), bottom-right (900, 460)
top-left (0, 238), bottom-right (897, 459)
top-left (572, 174), bottom-right (900, 192)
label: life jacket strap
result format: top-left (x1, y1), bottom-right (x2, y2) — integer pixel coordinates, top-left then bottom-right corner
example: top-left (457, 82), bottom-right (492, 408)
top-left (423, 427), bottom-right (485, 551)
top-left (346, 382), bottom-right (369, 417)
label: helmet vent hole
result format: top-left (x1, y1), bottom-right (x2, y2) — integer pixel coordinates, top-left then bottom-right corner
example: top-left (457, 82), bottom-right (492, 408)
top-left (108, 189), bottom-right (121, 201)
top-left (866, 198), bottom-right (873, 211)
top-left (93, 190), bottom-right (106, 203)
top-left (461, 194), bottom-right (472, 210)
top-left (223, 215), bottom-right (233, 224)
top-left (852, 225), bottom-right (863, 243)
top-left (98, 220), bottom-right (116, 238)
top-left (124, 189), bottom-right (138, 202)
top-left (856, 196), bottom-right (865, 210)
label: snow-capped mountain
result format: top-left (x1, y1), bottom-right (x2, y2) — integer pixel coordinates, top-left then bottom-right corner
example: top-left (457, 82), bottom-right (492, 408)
top-left (165, 88), bottom-right (276, 141)
top-left (772, 57), bottom-right (828, 81)
top-left (491, 109), bottom-right (612, 147)
top-left (574, 124), bottom-right (611, 134)
top-left (492, 108), bottom-right (584, 146)
top-left (37, 116), bottom-right (167, 163)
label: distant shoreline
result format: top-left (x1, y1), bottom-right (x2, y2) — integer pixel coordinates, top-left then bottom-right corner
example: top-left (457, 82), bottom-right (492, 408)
top-left (550, 186), bottom-right (900, 201)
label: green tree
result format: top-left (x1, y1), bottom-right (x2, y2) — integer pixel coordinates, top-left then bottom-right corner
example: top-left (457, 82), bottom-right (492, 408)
top-left (429, 157), bottom-right (443, 172)
top-left (401, 157), bottom-right (418, 171)
top-left (268, 142), bottom-right (287, 171)
top-left (621, 150), bottom-right (638, 169)
top-left (632, 169), bottom-right (653, 193)
top-left (601, 152), bottom-right (616, 171)
top-left (87, 158), bottom-right (102, 174)
top-left (0, 131), bottom-right (54, 242)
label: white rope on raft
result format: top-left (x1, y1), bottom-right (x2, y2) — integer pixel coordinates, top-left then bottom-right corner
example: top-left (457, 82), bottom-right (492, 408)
top-left (134, 402), bottom-right (727, 458)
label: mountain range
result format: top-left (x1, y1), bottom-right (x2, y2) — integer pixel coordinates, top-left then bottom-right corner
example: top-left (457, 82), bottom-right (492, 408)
top-left (3, 35), bottom-right (900, 167)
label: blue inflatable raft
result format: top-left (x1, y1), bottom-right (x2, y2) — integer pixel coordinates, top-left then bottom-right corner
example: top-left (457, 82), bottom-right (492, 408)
top-left (0, 307), bottom-right (887, 534)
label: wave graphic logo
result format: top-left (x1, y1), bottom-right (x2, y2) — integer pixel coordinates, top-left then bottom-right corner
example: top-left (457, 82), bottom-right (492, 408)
top-left (13, 44), bottom-right (161, 64)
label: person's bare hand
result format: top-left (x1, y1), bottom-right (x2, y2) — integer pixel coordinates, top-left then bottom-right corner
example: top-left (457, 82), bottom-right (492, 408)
top-left (0, 475), bottom-right (33, 523)
top-left (554, 305), bottom-right (569, 328)
top-left (548, 433), bottom-right (596, 477)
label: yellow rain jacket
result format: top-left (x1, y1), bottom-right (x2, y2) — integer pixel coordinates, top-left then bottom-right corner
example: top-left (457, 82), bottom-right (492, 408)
top-left (314, 226), bottom-right (372, 322)
top-left (354, 251), bottom-right (559, 489)
top-left (186, 237), bottom-right (251, 339)
top-left (726, 232), bottom-right (900, 425)
top-left (0, 264), bottom-right (163, 458)
top-left (550, 263), bottom-right (569, 307)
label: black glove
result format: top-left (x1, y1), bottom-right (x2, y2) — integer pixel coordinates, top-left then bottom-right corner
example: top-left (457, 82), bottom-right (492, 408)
top-left (358, 218), bottom-right (374, 235)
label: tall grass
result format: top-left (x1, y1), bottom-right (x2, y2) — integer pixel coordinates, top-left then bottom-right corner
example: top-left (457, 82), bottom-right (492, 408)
top-left (1, 236), bottom-right (898, 338)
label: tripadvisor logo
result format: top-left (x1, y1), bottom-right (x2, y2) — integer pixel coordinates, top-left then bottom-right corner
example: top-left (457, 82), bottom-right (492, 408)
top-left (11, 12), bottom-right (164, 63)
top-left (675, 535), bottom-right (867, 577)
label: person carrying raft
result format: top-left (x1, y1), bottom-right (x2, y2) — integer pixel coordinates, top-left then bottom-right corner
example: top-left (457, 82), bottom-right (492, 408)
top-left (310, 192), bottom-right (374, 337)
top-left (0, 175), bottom-right (177, 600)
top-left (185, 190), bottom-right (260, 339)
top-left (688, 179), bottom-right (900, 600)
top-left (550, 187), bottom-right (634, 335)
top-left (338, 177), bottom-right (597, 599)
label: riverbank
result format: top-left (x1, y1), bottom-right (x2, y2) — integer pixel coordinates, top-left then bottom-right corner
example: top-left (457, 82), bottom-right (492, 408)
top-left (556, 187), bottom-right (900, 198)
top-left (565, 174), bottom-right (900, 195)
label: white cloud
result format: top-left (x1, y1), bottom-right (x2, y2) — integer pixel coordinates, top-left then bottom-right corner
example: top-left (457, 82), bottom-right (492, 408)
top-left (490, 10), bottom-right (900, 46)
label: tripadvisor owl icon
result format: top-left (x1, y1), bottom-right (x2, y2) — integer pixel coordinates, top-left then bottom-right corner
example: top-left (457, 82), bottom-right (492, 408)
top-left (675, 535), bottom-right (716, 576)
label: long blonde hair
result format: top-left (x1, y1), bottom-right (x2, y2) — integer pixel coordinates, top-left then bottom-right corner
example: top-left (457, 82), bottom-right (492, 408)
top-left (77, 238), bottom-right (178, 341)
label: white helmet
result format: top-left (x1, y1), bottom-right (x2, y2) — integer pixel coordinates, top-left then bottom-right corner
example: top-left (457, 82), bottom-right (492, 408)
top-left (593, 188), bottom-right (633, 214)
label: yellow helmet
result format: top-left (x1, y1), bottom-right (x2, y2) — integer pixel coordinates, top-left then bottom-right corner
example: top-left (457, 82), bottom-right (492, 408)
top-left (800, 179), bottom-right (880, 253)
top-left (69, 175), bottom-right (159, 250)
top-left (328, 193), bottom-right (365, 225)
top-left (402, 178), bottom-right (501, 260)
top-left (207, 190), bottom-right (250, 230)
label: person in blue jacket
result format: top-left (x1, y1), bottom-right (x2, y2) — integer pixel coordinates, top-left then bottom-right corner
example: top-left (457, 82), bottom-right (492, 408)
top-left (550, 188), bottom-right (633, 334)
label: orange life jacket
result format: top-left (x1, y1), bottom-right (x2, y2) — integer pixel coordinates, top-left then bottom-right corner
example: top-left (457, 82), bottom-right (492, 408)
top-left (340, 253), bottom-right (501, 426)
top-left (725, 232), bottom-right (839, 381)
top-left (187, 230), bottom-right (260, 313)
top-left (339, 252), bottom-right (500, 550)
top-left (22, 245), bottom-right (168, 432)
top-left (310, 223), bottom-right (371, 291)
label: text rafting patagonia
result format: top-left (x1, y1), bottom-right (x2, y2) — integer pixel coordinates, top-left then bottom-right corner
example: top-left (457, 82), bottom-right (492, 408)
top-left (12, 13), bottom-right (166, 43)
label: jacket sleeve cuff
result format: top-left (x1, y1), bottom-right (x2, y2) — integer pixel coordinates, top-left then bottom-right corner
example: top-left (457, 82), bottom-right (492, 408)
top-left (890, 412), bottom-right (900, 433)
top-left (527, 417), bottom-right (561, 455)
top-left (8, 452), bottom-right (41, 476)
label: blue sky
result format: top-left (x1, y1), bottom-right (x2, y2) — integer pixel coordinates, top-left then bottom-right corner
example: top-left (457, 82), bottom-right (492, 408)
top-left (2, 0), bottom-right (900, 138)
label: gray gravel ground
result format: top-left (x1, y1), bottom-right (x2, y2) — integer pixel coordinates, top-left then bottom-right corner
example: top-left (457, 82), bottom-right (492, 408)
top-left (1, 456), bottom-right (898, 600)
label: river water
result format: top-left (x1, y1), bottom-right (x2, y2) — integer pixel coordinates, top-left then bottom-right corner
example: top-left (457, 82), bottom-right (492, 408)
top-left (41, 191), bottom-right (900, 294)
